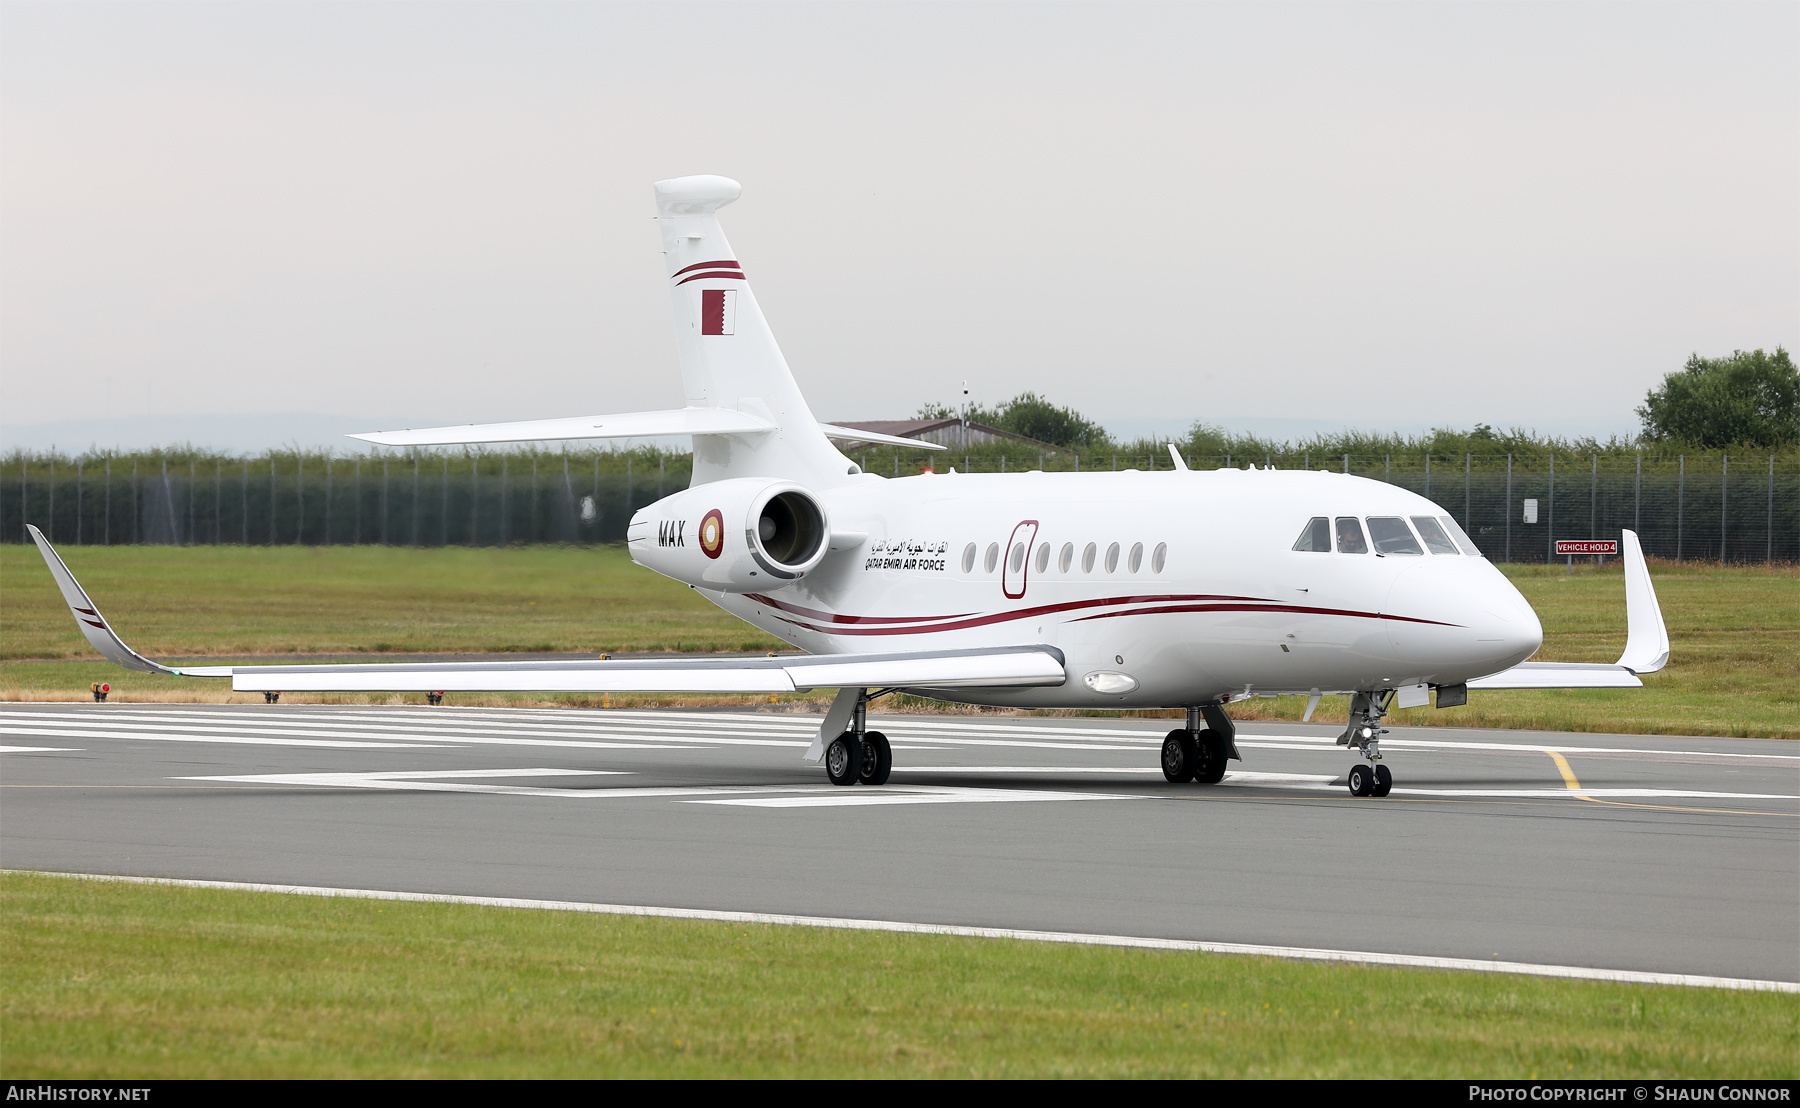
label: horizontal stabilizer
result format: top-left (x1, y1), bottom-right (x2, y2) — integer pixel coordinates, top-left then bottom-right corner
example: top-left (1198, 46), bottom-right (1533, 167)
top-left (348, 407), bottom-right (777, 447)
top-left (223, 647), bottom-right (1067, 694)
top-left (820, 425), bottom-right (948, 452)
top-left (1467, 662), bottom-right (1643, 690)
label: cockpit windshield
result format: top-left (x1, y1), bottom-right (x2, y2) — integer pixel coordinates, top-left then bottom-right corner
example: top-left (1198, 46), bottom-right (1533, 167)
top-left (1367, 517), bottom-right (1422, 555)
top-left (1410, 516), bottom-right (1459, 554)
top-left (1335, 517), bottom-right (1368, 554)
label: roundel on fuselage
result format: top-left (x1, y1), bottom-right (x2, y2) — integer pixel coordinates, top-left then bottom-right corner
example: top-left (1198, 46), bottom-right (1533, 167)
top-left (700, 509), bottom-right (725, 559)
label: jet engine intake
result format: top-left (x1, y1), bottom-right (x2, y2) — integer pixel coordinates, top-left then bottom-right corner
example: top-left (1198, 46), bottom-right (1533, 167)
top-left (628, 479), bottom-right (829, 593)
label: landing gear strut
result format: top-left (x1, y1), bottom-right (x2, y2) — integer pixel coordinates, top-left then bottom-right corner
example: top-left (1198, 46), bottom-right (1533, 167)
top-left (825, 688), bottom-right (893, 787)
top-left (1339, 691), bottom-right (1394, 798)
top-left (1162, 705), bottom-right (1237, 785)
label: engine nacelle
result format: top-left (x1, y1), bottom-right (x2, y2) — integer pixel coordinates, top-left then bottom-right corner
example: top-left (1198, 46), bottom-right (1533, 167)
top-left (627, 478), bottom-right (830, 593)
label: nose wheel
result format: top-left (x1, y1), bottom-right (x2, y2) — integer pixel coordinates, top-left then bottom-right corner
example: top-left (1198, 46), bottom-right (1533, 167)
top-left (1340, 691), bottom-right (1396, 798)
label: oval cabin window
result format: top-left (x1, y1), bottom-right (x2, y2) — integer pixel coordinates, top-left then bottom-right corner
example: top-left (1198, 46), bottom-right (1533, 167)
top-left (962, 542), bottom-right (977, 572)
top-left (1035, 543), bottom-right (1051, 573)
top-left (1129, 542), bottom-right (1144, 572)
top-left (1152, 542), bottom-right (1167, 573)
top-left (1105, 542), bottom-right (1121, 572)
top-left (984, 542), bottom-right (1000, 572)
top-left (1082, 542), bottom-right (1097, 572)
top-left (1010, 543), bottom-right (1026, 573)
top-left (1058, 542), bottom-right (1074, 573)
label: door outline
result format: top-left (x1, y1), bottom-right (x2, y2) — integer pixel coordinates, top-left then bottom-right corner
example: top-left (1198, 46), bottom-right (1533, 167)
top-left (1002, 520), bottom-right (1039, 600)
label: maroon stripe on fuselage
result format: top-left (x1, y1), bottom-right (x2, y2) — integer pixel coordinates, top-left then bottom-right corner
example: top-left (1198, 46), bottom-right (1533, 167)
top-left (676, 271), bottom-right (748, 287)
top-left (768, 599), bottom-right (1459, 636)
top-left (751, 592), bottom-right (1269, 629)
top-left (671, 259), bottom-right (741, 278)
top-left (1070, 603), bottom-right (1460, 627)
top-left (745, 593), bottom-right (977, 625)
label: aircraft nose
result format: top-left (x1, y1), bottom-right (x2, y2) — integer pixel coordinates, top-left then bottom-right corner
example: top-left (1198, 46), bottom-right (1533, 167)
top-left (1473, 570), bottom-right (1542, 669)
top-left (1386, 557), bottom-right (1542, 674)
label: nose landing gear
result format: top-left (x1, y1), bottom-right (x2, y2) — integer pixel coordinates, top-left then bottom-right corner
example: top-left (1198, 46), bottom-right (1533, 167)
top-left (1339, 691), bottom-right (1395, 798)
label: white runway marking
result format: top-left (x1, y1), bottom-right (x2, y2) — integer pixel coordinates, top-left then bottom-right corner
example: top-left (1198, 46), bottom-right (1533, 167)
top-left (0, 726), bottom-right (439, 750)
top-left (0, 745), bottom-right (79, 754)
top-left (17, 871), bottom-right (1793, 994)
top-left (693, 785), bottom-right (1142, 808)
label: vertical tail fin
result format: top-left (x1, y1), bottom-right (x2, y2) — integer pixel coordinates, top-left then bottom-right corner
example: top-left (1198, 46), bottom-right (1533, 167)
top-left (655, 176), bottom-right (851, 487)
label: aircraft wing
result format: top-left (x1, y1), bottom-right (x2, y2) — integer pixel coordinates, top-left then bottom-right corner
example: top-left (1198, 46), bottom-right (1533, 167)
top-left (1466, 528), bottom-right (1669, 691)
top-left (1466, 662), bottom-right (1643, 690)
top-left (27, 524), bottom-right (1061, 693)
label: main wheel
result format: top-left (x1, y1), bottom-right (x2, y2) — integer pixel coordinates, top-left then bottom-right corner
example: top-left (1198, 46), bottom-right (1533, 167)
top-left (1372, 763), bottom-right (1392, 797)
top-left (1161, 729), bottom-right (1196, 782)
top-left (860, 731), bottom-right (893, 786)
top-left (1194, 729), bottom-right (1228, 784)
top-left (1347, 763), bottom-right (1372, 797)
top-left (825, 733), bottom-right (863, 786)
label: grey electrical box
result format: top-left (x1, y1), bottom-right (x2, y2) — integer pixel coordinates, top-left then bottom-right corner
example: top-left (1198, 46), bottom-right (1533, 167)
top-left (1523, 499), bottom-right (1538, 524)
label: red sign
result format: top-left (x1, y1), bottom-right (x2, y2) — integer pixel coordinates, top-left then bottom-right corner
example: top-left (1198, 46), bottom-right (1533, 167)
top-left (1555, 540), bottom-right (1618, 555)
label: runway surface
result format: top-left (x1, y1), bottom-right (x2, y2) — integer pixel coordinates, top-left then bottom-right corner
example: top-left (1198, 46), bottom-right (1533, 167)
top-left (3, 703), bottom-right (1796, 984)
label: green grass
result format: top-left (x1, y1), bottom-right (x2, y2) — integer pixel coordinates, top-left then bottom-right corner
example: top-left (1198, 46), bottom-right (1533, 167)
top-left (1, 545), bottom-right (1793, 737)
top-left (2, 872), bottom-right (1792, 1079)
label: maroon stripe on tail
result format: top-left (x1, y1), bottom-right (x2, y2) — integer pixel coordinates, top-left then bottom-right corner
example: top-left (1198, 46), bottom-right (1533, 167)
top-left (671, 259), bottom-right (742, 279)
top-left (676, 271), bottom-right (747, 287)
top-left (74, 607), bottom-right (97, 615)
top-left (80, 619), bottom-right (107, 630)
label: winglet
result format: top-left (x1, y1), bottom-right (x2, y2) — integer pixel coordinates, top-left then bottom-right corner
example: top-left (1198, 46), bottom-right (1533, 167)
top-left (26, 526), bottom-right (231, 679)
top-left (1167, 444), bottom-right (1189, 471)
top-left (1616, 529), bottom-right (1670, 674)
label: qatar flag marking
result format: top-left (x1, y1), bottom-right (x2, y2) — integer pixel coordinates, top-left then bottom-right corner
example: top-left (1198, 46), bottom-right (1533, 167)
top-left (701, 289), bottom-right (737, 336)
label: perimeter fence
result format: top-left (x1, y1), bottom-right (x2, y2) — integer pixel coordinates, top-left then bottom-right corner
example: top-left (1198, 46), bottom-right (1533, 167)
top-left (4, 447), bottom-right (1796, 563)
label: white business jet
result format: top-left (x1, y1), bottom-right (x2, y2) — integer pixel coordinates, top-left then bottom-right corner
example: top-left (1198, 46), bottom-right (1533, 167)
top-left (29, 175), bottom-right (1671, 798)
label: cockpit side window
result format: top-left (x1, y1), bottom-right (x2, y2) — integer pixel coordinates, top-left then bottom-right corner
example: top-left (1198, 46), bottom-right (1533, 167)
top-left (1367, 517), bottom-right (1423, 555)
top-left (1292, 517), bottom-right (1331, 552)
top-left (1439, 515), bottom-right (1484, 557)
top-left (1411, 516), bottom-right (1459, 554)
top-left (1335, 517), bottom-right (1368, 554)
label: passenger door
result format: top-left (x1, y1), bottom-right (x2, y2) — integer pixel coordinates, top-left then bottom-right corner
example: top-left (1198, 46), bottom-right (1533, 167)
top-left (1002, 520), bottom-right (1039, 600)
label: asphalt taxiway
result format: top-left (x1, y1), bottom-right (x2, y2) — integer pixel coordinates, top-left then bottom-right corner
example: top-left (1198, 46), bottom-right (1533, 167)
top-left (2, 703), bottom-right (1794, 984)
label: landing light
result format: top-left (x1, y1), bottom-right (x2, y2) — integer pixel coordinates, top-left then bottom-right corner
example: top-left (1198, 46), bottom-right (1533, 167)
top-left (1084, 672), bottom-right (1138, 695)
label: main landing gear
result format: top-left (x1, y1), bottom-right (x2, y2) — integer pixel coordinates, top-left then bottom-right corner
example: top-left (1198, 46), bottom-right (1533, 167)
top-left (825, 689), bottom-right (892, 787)
top-left (1339, 691), bottom-right (1394, 798)
top-left (1161, 705), bottom-right (1239, 785)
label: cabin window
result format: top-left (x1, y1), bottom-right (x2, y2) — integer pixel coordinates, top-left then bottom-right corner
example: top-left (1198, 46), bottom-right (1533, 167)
top-left (1010, 542), bottom-right (1027, 573)
top-left (1082, 542), bottom-right (1097, 572)
top-left (1410, 516), bottom-right (1458, 555)
top-left (1105, 542), bottom-right (1121, 572)
top-left (1367, 517), bottom-right (1423, 555)
top-left (1335, 517), bottom-right (1368, 554)
top-left (984, 542), bottom-right (1000, 572)
top-left (1035, 542), bottom-right (1051, 573)
top-left (1058, 542), bottom-right (1074, 573)
top-left (1440, 515), bottom-right (1484, 557)
top-left (1292, 516), bottom-right (1331, 552)
top-left (1129, 542), bottom-right (1144, 572)
top-left (1152, 542), bottom-right (1167, 573)
top-left (962, 542), bottom-right (977, 572)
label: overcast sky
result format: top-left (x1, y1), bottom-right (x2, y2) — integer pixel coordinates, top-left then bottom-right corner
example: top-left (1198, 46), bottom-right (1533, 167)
top-left (2, 1), bottom-right (1795, 449)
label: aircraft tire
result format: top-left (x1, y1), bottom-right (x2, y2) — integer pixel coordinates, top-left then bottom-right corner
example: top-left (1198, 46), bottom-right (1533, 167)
top-left (1193, 729), bottom-right (1228, 784)
top-left (1347, 763), bottom-right (1373, 797)
top-left (825, 734), bottom-right (863, 786)
top-left (1372, 763), bottom-right (1392, 797)
top-left (1161, 730), bottom-right (1196, 783)
top-left (860, 731), bottom-right (892, 786)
